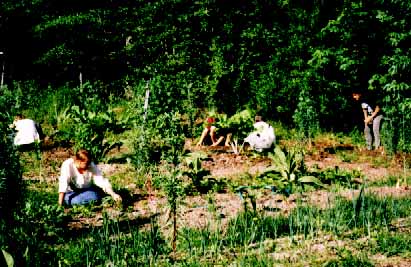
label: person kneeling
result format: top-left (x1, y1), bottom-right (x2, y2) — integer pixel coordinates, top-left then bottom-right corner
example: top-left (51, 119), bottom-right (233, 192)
top-left (244, 116), bottom-right (276, 152)
top-left (58, 149), bottom-right (122, 206)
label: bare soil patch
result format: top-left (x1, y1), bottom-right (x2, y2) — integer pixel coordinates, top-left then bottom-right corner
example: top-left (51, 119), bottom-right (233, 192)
top-left (23, 142), bottom-right (410, 235)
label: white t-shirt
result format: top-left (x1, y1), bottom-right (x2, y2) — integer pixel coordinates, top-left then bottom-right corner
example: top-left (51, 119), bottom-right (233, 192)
top-left (58, 158), bottom-right (113, 194)
top-left (361, 102), bottom-right (373, 116)
top-left (244, 121), bottom-right (276, 151)
top-left (13, 119), bottom-right (40, 145)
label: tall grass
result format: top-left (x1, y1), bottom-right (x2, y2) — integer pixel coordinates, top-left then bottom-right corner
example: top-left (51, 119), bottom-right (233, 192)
top-left (58, 216), bottom-right (168, 266)
top-left (6, 185), bottom-right (411, 266)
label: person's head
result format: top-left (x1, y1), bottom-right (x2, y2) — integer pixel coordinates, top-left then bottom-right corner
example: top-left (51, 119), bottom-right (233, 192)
top-left (352, 92), bottom-right (362, 101)
top-left (206, 117), bottom-right (215, 125)
top-left (255, 115), bottom-right (262, 122)
top-left (74, 149), bottom-right (92, 170)
top-left (15, 114), bottom-right (24, 120)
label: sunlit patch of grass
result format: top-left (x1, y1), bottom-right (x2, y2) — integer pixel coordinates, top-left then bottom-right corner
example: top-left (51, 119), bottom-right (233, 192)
top-left (109, 163), bottom-right (142, 188)
top-left (19, 150), bottom-right (45, 179)
top-left (25, 180), bottom-right (56, 200)
top-left (370, 155), bottom-right (393, 168)
top-left (323, 249), bottom-right (374, 267)
top-left (336, 151), bottom-right (359, 163)
top-left (368, 175), bottom-right (399, 187)
top-left (59, 217), bottom-right (169, 266)
top-left (314, 132), bottom-right (354, 147)
top-left (371, 231), bottom-right (411, 258)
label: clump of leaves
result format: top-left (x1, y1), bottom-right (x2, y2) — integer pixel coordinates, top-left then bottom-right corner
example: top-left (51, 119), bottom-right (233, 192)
top-left (0, 107), bottom-right (23, 219)
top-left (130, 111), bottom-right (186, 169)
top-left (69, 105), bottom-right (122, 163)
top-left (259, 146), bottom-right (324, 196)
top-left (181, 151), bottom-right (212, 193)
top-left (313, 166), bottom-right (363, 187)
top-left (158, 165), bottom-right (185, 258)
top-left (324, 249), bottom-right (373, 267)
top-left (225, 109), bottom-right (255, 140)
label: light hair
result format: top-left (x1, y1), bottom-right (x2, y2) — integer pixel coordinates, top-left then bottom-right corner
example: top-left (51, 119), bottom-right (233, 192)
top-left (75, 149), bottom-right (92, 164)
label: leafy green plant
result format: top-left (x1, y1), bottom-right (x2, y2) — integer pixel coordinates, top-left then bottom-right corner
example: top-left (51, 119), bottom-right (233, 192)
top-left (324, 249), bottom-right (373, 267)
top-left (313, 166), bottom-right (363, 187)
top-left (260, 146), bottom-right (324, 195)
top-left (225, 109), bottom-right (255, 140)
top-left (161, 167), bottom-right (185, 258)
top-left (68, 105), bottom-right (122, 163)
top-left (373, 231), bottom-right (411, 257)
top-left (182, 151), bottom-right (211, 193)
top-left (0, 103), bottom-right (23, 219)
top-left (130, 111), bottom-right (186, 170)
top-left (1, 250), bottom-right (13, 267)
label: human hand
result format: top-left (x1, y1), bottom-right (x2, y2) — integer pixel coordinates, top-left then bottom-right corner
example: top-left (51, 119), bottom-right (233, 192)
top-left (364, 117), bottom-right (373, 124)
top-left (112, 193), bottom-right (122, 202)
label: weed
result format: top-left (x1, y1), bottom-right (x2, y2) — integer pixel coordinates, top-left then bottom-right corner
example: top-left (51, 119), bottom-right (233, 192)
top-left (324, 249), bottom-right (373, 267)
top-left (337, 151), bottom-right (359, 163)
top-left (372, 231), bottom-right (411, 257)
top-left (313, 167), bottom-right (363, 187)
top-left (182, 151), bottom-right (211, 193)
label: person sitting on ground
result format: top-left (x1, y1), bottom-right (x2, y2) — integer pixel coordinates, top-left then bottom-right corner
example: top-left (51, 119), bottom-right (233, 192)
top-left (11, 114), bottom-right (40, 148)
top-left (244, 116), bottom-right (276, 152)
top-left (58, 149), bottom-right (122, 206)
top-left (196, 116), bottom-right (232, 147)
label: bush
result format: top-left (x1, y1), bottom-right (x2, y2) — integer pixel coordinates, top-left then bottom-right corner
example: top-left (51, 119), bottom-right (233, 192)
top-left (0, 101), bottom-right (23, 219)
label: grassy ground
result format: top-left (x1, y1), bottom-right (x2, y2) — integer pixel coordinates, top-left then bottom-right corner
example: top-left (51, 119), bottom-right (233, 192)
top-left (8, 134), bottom-right (411, 266)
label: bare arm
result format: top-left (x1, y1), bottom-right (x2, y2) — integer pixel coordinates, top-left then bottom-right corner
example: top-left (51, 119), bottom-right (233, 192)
top-left (58, 192), bottom-right (65, 206)
top-left (90, 163), bottom-right (122, 202)
top-left (364, 105), bottom-right (380, 124)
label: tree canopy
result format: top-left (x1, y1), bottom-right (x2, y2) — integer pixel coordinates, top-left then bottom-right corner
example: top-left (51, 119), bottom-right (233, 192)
top-left (1, 0), bottom-right (410, 150)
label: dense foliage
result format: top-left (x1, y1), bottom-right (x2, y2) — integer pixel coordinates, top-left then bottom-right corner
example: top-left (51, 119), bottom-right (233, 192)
top-left (0, 96), bottom-right (22, 219)
top-left (0, 1), bottom-right (409, 151)
top-left (1, 0), bottom-right (410, 151)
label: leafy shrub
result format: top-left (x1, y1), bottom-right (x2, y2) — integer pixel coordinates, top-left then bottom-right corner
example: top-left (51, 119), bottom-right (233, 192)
top-left (53, 82), bottom-right (128, 162)
top-left (0, 100), bottom-right (23, 219)
top-left (130, 111), bottom-right (186, 168)
top-left (69, 105), bottom-right (121, 163)
top-left (313, 167), bottom-right (362, 187)
top-left (222, 109), bottom-right (255, 140)
top-left (258, 146), bottom-right (324, 195)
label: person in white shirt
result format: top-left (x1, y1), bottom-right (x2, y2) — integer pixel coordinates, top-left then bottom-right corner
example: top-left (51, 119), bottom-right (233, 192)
top-left (58, 149), bottom-right (122, 206)
top-left (244, 116), bottom-right (276, 152)
top-left (12, 114), bottom-right (40, 146)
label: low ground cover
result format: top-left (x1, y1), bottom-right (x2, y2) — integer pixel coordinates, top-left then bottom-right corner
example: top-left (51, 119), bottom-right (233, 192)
top-left (3, 135), bottom-right (411, 266)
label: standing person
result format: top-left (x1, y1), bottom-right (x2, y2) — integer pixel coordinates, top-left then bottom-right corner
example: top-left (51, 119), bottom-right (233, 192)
top-left (352, 91), bottom-right (384, 151)
top-left (58, 149), bottom-right (122, 206)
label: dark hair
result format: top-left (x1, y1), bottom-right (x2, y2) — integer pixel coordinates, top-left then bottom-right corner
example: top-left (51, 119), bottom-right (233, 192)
top-left (15, 114), bottom-right (24, 120)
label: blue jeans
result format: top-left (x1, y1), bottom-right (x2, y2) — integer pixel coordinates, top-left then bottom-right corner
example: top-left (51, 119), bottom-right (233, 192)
top-left (64, 188), bottom-right (101, 206)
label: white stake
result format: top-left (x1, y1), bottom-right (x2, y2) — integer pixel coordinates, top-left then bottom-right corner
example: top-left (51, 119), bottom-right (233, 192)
top-left (143, 81), bottom-right (150, 121)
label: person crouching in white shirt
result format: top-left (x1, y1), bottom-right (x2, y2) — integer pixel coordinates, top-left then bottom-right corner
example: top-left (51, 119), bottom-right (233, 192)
top-left (12, 114), bottom-right (40, 146)
top-left (58, 149), bottom-right (122, 206)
